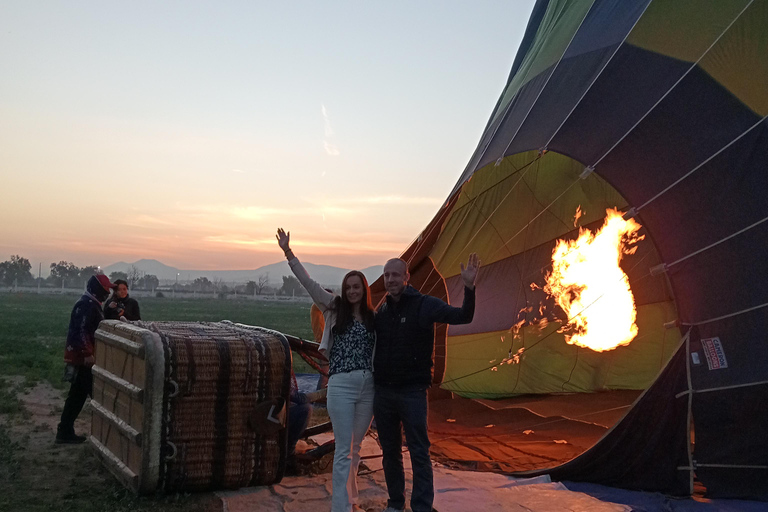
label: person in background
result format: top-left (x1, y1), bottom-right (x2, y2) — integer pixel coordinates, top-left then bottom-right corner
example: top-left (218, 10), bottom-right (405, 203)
top-left (285, 371), bottom-right (314, 475)
top-left (374, 255), bottom-right (479, 512)
top-left (103, 279), bottom-right (141, 321)
top-left (277, 228), bottom-right (374, 512)
top-left (56, 274), bottom-right (115, 444)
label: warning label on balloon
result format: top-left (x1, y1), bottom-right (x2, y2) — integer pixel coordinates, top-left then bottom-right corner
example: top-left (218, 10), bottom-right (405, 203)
top-left (701, 337), bottom-right (728, 370)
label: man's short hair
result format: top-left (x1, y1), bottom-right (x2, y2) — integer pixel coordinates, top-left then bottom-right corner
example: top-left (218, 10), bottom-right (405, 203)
top-left (385, 258), bottom-right (408, 273)
top-left (114, 279), bottom-right (128, 289)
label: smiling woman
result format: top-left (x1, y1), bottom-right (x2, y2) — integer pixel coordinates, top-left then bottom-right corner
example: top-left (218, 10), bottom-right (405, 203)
top-left (276, 227), bottom-right (376, 512)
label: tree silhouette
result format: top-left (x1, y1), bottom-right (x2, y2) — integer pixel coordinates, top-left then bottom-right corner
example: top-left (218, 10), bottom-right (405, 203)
top-left (136, 274), bottom-right (159, 290)
top-left (109, 271), bottom-right (128, 283)
top-left (281, 275), bottom-right (303, 296)
top-left (193, 276), bottom-right (213, 292)
top-left (0, 255), bottom-right (33, 286)
top-left (79, 266), bottom-right (100, 287)
top-left (49, 261), bottom-right (80, 287)
top-left (257, 273), bottom-right (270, 295)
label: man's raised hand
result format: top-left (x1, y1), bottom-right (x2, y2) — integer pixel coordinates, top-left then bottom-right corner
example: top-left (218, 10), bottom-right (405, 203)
top-left (460, 253), bottom-right (481, 289)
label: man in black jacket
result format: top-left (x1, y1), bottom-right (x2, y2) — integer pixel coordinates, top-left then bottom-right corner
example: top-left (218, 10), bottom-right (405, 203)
top-left (374, 254), bottom-right (479, 512)
top-left (57, 274), bottom-right (115, 444)
top-left (104, 279), bottom-right (141, 321)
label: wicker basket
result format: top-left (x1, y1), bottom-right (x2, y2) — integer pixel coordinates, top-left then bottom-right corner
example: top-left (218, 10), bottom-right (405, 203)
top-left (89, 320), bottom-right (292, 493)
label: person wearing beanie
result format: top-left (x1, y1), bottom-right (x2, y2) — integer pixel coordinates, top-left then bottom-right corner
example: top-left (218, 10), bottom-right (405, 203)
top-left (56, 274), bottom-right (114, 444)
top-left (103, 279), bottom-right (141, 321)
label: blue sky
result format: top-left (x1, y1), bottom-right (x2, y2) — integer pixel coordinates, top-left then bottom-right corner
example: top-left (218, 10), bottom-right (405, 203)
top-left (0, 1), bottom-right (537, 271)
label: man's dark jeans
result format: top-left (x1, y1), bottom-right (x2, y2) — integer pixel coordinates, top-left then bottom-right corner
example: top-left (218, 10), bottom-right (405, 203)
top-left (287, 402), bottom-right (312, 457)
top-left (58, 365), bottom-right (93, 435)
top-left (374, 384), bottom-right (433, 512)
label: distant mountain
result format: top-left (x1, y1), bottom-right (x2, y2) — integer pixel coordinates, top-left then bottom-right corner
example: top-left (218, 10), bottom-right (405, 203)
top-left (102, 259), bottom-right (383, 287)
top-left (103, 259), bottom-right (183, 280)
top-left (103, 259), bottom-right (180, 281)
top-left (361, 265), bottom-right (384, 284)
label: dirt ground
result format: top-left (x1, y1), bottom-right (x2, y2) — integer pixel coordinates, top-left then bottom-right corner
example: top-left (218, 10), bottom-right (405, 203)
top-left (0, 378), bottom-right (221, 512)
top-left (0, 377), bottom-right (344, 512)
top-left (0, 377), bottom-right (638, 512)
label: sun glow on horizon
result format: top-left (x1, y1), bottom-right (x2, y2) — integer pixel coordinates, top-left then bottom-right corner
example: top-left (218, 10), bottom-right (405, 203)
top-left (0, 2), bottom-right (538, 275)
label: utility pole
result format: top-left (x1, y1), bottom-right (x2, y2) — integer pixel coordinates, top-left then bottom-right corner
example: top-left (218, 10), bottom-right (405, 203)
top-left (38, 263), bottom-right (41, 294)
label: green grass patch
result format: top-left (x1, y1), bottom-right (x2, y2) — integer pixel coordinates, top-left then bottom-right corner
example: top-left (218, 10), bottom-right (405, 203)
top-left (0, 378), bottom-right (23, 415)
top-left (0, 292), bottom-right (319, 511)
top-left (0, 293), bottom-right (318, 391)
top-left (0, 294), bottom-right (72, 389)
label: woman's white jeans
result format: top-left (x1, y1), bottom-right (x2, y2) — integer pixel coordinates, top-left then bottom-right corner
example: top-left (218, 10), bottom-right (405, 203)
top-left (326, 369), bottom-right (374, 512)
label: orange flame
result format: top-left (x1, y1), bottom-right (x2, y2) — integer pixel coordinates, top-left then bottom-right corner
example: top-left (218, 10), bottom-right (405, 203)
top-left (544, 208), bottom-right (643, 352)
top-left (573, 205), bottom-right (584, 227)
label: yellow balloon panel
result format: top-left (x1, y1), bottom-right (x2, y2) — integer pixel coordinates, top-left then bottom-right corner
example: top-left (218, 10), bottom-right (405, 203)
top-left (627, 0), bottom-right (766, 115)
top-left (626, 0), bottom-right (749, 64)
top-left (492, 0), bottom-right (596, 125)
top-left (698, 1), bottom-right (768, 116)
top-left (431, 151), bottom-right (627, 279)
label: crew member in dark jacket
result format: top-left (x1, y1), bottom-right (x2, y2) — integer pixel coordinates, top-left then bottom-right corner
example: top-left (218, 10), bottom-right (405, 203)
top-left (56, 274), bottom-right (114, 444)
top-left (103, 279), bottom-right (141, 321)
top-left (374, 254), bottom-right (479, 512)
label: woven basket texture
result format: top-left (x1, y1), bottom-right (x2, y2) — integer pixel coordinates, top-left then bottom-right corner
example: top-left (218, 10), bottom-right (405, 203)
top-left (137, 321), bottom-right (291, 491)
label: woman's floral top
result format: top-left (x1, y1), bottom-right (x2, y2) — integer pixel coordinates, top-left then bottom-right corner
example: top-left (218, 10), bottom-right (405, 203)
top-left (328, 319), bottom-right (375, 376)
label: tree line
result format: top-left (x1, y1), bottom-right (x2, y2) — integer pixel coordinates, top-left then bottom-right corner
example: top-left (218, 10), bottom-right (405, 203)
top-left (172, 274), bottom-right (306, 297)
top-left (0, 255), bottom-right (161, 290)
top-left (1, 255), bottom-right (311, 297)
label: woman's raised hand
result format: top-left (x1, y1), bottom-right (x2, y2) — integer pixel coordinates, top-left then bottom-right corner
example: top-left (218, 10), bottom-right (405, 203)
top-left (276, 228), bottom-right (291, 252)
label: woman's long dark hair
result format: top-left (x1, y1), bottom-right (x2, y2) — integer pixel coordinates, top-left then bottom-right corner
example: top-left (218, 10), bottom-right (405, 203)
top-left (331, 270), bottom-right (375, 335)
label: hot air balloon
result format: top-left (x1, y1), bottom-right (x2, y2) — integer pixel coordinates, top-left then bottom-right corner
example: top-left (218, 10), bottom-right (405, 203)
top-left (373, 0), bottom-right (768, 500)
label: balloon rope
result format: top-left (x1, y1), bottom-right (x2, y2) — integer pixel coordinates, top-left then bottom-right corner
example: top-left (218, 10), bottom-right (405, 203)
top-left (669, 214), bottom-right (768, 270)
top-left (484, 2), bottom-right (761, 288)
top-left (419, 0), bottom-right (592, 288)
top-left (483, 173), bottom-right (582, 265)
top-left (455, 0), bottom-right (558, 189)
top-left (496, 2), bottom-right (594, 159)
top-left (396, 0), bottom-right (757, 396)
top-left (440, 250), bottom-right (652, 387)
top-left (437, 0), bottom-right (592, 208)
top-left (418, 0), bottom-right (647, 281)
top-left (636, 115), bottom-right (768, 214)
top-left (589, 0), bottom-right (755, 171)
top-left (445, 206), bottom-right (768, 387)
top-left (541, 0), bottom-right (654, 149)
top-left (415, 154), bottom-right (544, 297)
top-left (416, 0), bottom-right (754, 302)
top-left (682, 301), bottom-right (768, 327)
top-left (416, 0), bottom-right (754, 301)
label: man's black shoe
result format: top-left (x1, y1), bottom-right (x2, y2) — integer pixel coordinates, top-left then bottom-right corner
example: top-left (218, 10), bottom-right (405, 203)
top-left (55, 432), bottom-right (87, 444)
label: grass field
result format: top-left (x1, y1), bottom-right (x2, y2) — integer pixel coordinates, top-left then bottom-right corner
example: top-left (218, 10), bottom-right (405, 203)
top-left (0, 293), bottom-right (317, 389)
top-left (0, 292), bottom-right (319, 512)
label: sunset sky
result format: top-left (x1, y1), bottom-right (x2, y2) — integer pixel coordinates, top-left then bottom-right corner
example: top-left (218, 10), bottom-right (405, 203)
top-left (1, 1), bottom-right (536, 274)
